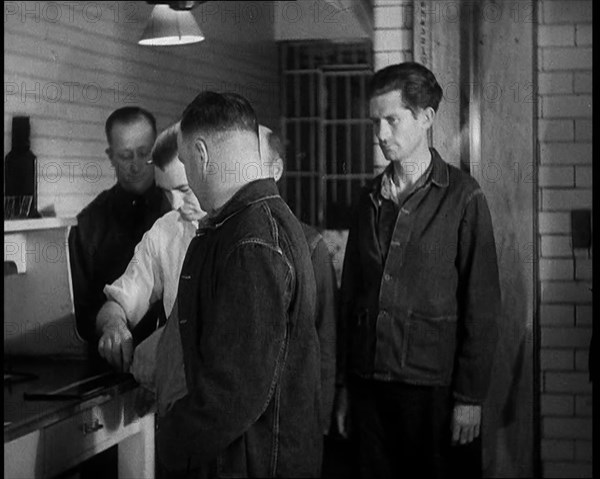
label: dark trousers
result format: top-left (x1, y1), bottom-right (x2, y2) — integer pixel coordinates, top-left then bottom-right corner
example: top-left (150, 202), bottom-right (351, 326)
top-left (350, 377), bottom-right (481, 479)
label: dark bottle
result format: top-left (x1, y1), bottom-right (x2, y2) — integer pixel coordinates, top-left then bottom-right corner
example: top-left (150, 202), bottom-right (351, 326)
top-left (4, 116), bottom-right (40, 218)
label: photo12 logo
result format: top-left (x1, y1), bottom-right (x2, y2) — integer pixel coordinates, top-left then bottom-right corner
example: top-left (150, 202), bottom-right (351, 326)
top-left (4, 2), bottom-right (140, 24)
top-left (5, 81), bottom-right (139, 104)
top-left (418, 1), bottom-right (533, 24)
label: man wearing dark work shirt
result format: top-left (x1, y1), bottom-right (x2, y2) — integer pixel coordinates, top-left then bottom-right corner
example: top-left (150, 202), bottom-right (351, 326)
top-left (68, 106), bottom-right (171, 358)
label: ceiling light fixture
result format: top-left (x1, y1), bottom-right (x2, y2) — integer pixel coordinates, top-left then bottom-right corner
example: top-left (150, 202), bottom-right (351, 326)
top-left (139, 2), bottom-right (205, 46)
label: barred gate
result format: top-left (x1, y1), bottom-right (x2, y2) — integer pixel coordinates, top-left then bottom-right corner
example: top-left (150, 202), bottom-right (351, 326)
top-left (280, 41), bottom-right (374, 229)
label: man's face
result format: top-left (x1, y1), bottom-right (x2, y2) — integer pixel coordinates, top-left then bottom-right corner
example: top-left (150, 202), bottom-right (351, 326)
top-left (177, 129), bottom-right (210, 212)
top-left (370, 90), bottom-right (429, 165)
top-left (155, 160), bottom-right (203, 221)
top-left (107, 118), bottom-right (156, 195)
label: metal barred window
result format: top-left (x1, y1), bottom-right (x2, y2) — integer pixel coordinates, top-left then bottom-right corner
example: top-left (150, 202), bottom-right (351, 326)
top-left (279, 41), bottom-right (374, 229)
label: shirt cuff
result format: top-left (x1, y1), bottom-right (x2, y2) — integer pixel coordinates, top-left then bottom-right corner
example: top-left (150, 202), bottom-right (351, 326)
top-left (103, 284), bottom-right (140, 327)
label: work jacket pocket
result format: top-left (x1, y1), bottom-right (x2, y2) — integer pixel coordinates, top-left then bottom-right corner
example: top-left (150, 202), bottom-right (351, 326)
top-left (404, 312), bottom-right (458, 382)
top-left (217, 434), bottom-right (248, 478)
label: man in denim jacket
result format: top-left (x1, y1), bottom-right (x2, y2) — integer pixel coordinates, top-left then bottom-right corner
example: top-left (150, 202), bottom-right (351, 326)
top-left (334, 63), bottom-right (501, 479)
top-left (156, 92), bottom-right (322, 478)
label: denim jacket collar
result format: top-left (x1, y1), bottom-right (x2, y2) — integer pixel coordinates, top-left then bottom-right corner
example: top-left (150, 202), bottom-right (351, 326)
top-left (429, 148), bottom-right (449, 187)
top-left (200, 178), bottom-right (281, 231)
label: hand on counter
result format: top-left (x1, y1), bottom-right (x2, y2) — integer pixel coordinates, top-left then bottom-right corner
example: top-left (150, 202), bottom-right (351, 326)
top-left (96, 301), bottom-right (133, 373)
top-left (98, 320), bottom-right (133, 373)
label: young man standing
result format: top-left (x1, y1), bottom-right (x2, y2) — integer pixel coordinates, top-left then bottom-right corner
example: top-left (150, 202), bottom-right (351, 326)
top-left (335, 62), bottom-right (501, 479)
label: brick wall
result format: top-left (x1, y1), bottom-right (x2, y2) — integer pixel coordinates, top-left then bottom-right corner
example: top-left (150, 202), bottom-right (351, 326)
top-left (537, 1), bottom-right (593, 477)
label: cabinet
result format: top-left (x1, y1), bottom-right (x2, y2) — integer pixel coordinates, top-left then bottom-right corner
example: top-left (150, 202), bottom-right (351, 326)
top-left (4, 390), bottom-right (154, 479)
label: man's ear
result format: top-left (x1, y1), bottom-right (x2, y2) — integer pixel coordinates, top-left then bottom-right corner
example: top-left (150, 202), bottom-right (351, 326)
top-left (273, 157), bottom-right (284, 182)
top-left (194, 137), bottom-right (209, 174)
top-left (421, 107), bottom-right (436, 130)
top-left (106, 147), bottom-right (116, 166)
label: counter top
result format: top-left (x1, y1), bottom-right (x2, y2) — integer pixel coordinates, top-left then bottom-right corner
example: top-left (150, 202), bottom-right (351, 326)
top-left (4, 357), bottom-right (137, 443)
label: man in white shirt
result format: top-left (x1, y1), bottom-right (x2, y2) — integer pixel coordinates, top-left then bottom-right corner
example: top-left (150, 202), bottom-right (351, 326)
top-left (96, 122), bottom-right (204, 377)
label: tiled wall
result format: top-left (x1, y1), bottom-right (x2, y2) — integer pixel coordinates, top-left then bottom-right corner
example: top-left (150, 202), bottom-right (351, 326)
top-left (4, 1), bottom-right (280, 218)
top-left (537, 1), bottom-right (593, 477)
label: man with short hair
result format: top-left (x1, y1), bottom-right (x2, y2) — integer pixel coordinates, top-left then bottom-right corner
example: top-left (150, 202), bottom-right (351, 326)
top-left (335, 62), bottom-right (501, 479)
top-left (156, 92), bottom-right (322, 477)
top-left (69, 106), bottom-right (171, 357)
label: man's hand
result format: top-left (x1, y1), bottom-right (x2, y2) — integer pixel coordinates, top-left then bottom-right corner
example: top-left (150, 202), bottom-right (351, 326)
top-left (131, 326), bottom-right (164, 392)
top-left (333, 386), bottom-right (351, 439)
top-left (98, 320), bottom-right (133, 373)
top-left (451, 403), bottom-right (481, 445)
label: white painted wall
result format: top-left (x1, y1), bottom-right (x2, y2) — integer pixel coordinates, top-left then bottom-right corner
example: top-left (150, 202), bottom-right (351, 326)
top-left (5, 1), bottom-right (280, 218)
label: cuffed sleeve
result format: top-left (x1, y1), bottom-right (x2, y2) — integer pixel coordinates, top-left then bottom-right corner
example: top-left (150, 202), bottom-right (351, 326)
top-left (453, 189), bottom-right (501, 402)
top-left (103, 227), bottom-right (163, 329)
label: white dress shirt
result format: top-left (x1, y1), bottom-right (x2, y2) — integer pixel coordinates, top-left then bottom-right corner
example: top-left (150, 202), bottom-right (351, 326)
top-left (103, 210), bottom-right (197, 326)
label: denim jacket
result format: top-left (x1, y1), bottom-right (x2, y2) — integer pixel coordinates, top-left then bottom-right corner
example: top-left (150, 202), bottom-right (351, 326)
top-left (339, 149), bottom-right (501, 403)
top-left (156, 178), bottom-right (322, 478)
top-left (301, 223), bottom-right (337, 434)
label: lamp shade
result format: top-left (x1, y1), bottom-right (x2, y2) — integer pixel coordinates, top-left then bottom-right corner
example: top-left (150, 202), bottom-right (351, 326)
top-left (139, 5), bottom-right (204, 46)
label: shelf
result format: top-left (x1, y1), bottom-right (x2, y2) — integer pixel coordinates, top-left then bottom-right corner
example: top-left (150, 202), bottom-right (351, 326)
top-left (4, 217), bottom-right (77, 233)
top-left (4, 217), bottom-right (77, 274)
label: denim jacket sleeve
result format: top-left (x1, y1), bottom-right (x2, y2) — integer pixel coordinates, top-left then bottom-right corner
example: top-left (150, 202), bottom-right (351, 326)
top-left (157, 241), bottom-right (293, 467)
top-left (453, 189), bottom-right (501, 403)
top-left (312, 237), bottom-right (338, 432)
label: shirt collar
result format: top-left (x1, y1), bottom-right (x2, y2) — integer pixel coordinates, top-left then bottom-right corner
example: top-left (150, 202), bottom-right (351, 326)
top-left (113, 182), bottom-right (162, 205)
top-left (371, 147), bottom-right (449, 202)
top-left (379, 153), bottom-right (432, 204)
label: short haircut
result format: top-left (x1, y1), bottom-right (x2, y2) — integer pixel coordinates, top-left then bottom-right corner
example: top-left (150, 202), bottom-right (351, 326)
top-left (105, 106), bottom-right (157, 144)
top-left (151, 122), bottom-right (180, 169)
top-left (180, 91), bottom-right (258, 140)
top-left (368, 62), bottom-right (443, 116)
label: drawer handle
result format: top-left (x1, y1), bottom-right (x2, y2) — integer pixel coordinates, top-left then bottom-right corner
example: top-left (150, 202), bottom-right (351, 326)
top-left (81, 418), bottom-right (104, 435)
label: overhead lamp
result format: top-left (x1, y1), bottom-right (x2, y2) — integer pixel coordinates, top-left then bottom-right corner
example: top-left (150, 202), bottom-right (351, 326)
top-left (139, 2), bottom-right (205, 46)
